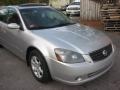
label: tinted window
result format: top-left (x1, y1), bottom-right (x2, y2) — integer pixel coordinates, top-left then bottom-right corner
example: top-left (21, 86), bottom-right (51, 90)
top-left (0, 8), bottom-right (8, 23)
top-left (20, 7), bottom-right (75, 30)
top-left (7, 8), bottom-right (21, 25)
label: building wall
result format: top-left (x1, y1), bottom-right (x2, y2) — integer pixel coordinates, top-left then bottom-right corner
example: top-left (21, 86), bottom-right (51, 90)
top-left (28, 0), bottom-right (49, 3)
top-left (80, 0), bottom-right (101, 20)
top-left (49, 0), bottom-right (70, 8)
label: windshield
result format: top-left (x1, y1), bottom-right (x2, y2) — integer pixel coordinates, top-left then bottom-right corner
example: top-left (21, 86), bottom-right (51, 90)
top-left (70, 2), bottom-right (80, 5)
top-left (20, 7), bottom-right (75, 30)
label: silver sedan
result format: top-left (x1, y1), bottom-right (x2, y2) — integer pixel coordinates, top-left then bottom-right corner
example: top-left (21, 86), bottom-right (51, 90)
top-left (0, 4), bottom-right (116, 85)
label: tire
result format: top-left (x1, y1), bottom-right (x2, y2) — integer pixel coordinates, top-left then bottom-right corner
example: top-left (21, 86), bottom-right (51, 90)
top-left (29, 49), bottom-right (52, 83)
top-left (0, 45), bottom-right (3, 48)
top-left (66, 14), bottom-right (70, 16)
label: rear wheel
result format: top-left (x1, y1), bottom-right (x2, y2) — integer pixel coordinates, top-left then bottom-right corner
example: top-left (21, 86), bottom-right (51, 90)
top-left (29, 50), bottom-right (52, 83)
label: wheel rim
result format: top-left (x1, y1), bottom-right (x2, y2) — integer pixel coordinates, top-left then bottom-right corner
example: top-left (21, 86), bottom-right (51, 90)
top-left (31, 56), bottom-right (43, 78)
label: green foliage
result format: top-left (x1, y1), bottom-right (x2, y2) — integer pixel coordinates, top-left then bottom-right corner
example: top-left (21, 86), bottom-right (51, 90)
top-left (0, 0), bottom-right (29, 5)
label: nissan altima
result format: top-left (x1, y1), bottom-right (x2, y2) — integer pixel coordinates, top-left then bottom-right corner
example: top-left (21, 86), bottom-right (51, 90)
top-left (0, 3), bottom-right (116, 85)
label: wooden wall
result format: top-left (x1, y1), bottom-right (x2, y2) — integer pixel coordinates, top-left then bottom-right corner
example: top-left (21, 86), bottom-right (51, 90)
top-left (80, 0), bottom-right (101, 20)
top-left (116, 0), bottom-right (120, 3)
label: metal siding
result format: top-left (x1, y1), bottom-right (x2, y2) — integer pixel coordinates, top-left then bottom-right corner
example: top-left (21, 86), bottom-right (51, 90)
top-left (81, 0), bottom-right (101, 20)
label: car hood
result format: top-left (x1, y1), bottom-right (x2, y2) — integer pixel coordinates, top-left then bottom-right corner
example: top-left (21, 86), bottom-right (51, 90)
top-left (67, 5), bottom-right (80, 8)
top-left (32, 24), bottom-right (111, 54)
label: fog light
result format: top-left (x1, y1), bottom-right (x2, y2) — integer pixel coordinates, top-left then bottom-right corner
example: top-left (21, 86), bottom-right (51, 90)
top-left (76, 77), bottom-right (82, 81)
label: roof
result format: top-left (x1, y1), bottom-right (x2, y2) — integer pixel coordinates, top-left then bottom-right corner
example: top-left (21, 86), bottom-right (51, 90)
top-left (19, 3), bottom-right (48, 7)
top-left (8, 3), bottom-right (50, 9)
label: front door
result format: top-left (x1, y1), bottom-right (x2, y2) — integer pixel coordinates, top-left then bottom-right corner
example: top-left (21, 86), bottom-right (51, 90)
top-left (4, 7), bottom-right (26, 58)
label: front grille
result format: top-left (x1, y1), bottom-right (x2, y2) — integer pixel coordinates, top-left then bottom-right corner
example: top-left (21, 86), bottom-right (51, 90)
top-left (88, 62), bottom-right (112, 77)
top-left (67, 8), bottom-right (80, 10)
top-left (89, 44), bottom-right (112, 62)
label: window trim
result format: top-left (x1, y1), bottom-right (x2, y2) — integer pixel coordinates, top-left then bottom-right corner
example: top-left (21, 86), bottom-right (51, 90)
top-left (7, 7), bottom-right (24, 31)
top-left (0, 7), bottom-right (9, 23)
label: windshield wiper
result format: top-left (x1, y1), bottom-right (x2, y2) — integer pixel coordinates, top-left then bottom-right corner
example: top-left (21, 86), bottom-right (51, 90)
top-left (29, 23), bottom-right (76, 30)
top-left (29, 26), bottom-right (48, 30)
top-left (53, 22), bottom-right (75, 28)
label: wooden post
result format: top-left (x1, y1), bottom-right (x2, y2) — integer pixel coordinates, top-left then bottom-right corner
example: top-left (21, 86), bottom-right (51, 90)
top-left (80, 0), bottom-right (101, 20)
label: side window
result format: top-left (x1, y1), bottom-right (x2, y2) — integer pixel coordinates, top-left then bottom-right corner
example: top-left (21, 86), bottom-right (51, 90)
top-left (7, 8), bottom-right (21, 25)
top-left (0, 8), bottom-right (8, 23)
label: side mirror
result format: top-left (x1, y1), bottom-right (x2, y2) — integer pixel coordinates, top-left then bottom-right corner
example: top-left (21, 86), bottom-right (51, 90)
top-left (8, 23), bottom-right (20, 29)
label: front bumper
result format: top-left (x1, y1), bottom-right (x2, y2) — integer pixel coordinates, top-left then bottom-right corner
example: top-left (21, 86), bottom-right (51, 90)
top-left (48, 46), bottom-right (116, 85)
top-left (66, 10), bottom-right (80, 15)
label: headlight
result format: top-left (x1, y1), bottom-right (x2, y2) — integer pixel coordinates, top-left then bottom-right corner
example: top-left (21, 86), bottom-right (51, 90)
top-left (54, 48), bottom-right (85, 64)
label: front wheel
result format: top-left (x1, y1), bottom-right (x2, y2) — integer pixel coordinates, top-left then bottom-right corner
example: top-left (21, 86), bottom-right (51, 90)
top-left (0, 44), bottom-right (3, 48)
top-left (29, 50), bottom-right (52, 83)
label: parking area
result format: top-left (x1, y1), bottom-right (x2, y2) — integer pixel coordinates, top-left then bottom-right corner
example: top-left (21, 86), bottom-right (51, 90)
top-left (0, 17), bottom-right (120, 90)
